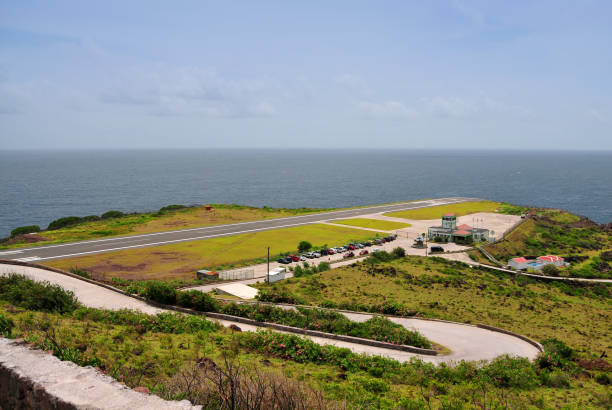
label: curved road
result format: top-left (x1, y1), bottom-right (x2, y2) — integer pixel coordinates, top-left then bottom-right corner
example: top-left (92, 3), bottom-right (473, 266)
top-left (0, 263), bottom-right (540, 364)
top-left (0, 197), bottom-right (476, 263)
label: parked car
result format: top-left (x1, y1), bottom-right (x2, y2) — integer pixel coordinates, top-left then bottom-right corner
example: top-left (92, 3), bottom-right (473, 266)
top-left (348, 244), bottom-right (356, 250)
top-left (356, 243), bottom-right (365, 248)
top-left (373, 239), bottom-right (382, 245)
top-left (343, 251), bottom-right (355, 259)
top-left (364, 241), bottom-right (372, 247)
top-left (380, 238), bottom-right (387, 243)
top-left (277, 257), bottom-right (292, 264)
top-left (359, 249), bottom-right (369, 255)
top-left (327, 249), bottom-right (335, 255)
top-left (430, 246), bottom-right (444, 253)
top-left (290, 254), bottom-right (300, 262)
top-left (372, 248), bottom-right (382, 253)
top-left (319, 249), bottom-right (329, 256)
top-left (299, 255), bottom-right (307, 261)
top-left (313, 252), bottom-right (321, 258)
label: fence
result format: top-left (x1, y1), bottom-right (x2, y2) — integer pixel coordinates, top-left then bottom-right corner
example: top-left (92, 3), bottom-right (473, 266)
top-left (218, 267), bottom-right (255, 281)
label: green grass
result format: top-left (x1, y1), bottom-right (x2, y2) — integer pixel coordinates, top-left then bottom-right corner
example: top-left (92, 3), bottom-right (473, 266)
top-left (484, 209), bottom-right (612, 279)
top-left (383, 201), bottom-right (501, 220)
top-left (45, 224), bottom-right (384, 281)
top-left (257, 256), bottom-right (612, 355)
top-left (2, 280), bottom-right (611, 408)
top-left (331, 218), bottom-right (411, 231)
top-left (0, 204), bottom-right (335, 250)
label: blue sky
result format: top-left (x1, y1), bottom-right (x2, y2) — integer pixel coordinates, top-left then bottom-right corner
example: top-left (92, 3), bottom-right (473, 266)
top-left (1, 0), bottom-right (611, 149)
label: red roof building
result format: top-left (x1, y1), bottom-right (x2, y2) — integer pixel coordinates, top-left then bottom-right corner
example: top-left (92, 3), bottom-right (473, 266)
top-left (537, 255), bottom-right (564, 263)
top-left (457, 224), bottom-right (473, 230)
top-left (452, 230), bottom-right (471, 236)
top-left (511, 257), bottom-right (528, 263)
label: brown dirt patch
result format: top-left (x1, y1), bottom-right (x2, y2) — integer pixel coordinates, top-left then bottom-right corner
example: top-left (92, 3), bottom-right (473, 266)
top-left (578, 358), bottom-right (612, 372)
top-left (4, 234), bottom-right (50, 245)
top-left (87, 263), bottom-right (149, 273)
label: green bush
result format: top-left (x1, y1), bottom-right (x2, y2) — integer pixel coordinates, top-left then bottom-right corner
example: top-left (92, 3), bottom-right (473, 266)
top-left (10, 225), bottom-right (41, 237)
top-left (0, 313), bottom-right (14, 336)
top-left (72, 308), bottom-right (219, 334)
top-left (257, 290), bottom-right (305, 305)
top-left (483, 355), bottom-right (539, 389)
top-left (70, 267), bottom-right (91, 279)
top-left (595, 372), bottom-right (611, 385)
top-left (0, 274), bottom-right (79, 313)
top-left (391, 247), bottom-right (406, 258)
top-left (47, 216), bottom-right (85, 230)
top-left (101, 210), bottom-right (124, 219)
top-left (298, 241), bottom-right (312, 253)
top-left (143, 281), bottom-right (177, 305)
top-left (176, 290), bottom-right (219, 312)
top-left (542, 264), bottom-right (560, 276)
top-left (159, 204), bottom-right (187, 212)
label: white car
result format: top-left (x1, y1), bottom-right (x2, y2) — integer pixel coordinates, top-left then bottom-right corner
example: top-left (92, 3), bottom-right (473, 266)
top-left (313, 252), bottom-right (321, 258)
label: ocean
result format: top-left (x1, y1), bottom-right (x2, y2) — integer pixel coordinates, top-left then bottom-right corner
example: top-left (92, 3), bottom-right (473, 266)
top-left (1, 149), bottom-right (610, 237)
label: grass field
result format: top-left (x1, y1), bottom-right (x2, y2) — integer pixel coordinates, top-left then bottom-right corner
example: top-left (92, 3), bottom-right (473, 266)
top-left (383, 201), bottom-right (502, 220)
top-left (258, 256), bottom-right (612, 355)
top-left (1, 204), bottom-right (334, 250)
top-left (44, 224), bottom-right (383, 281)
top-left (330, 218), bottom-right (411, 231)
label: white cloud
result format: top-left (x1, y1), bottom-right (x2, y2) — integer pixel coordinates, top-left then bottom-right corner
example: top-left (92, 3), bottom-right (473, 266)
top-left (356, 100), bottom-right (417, 118)
top-left (98, 67), bottom-right (278, 118)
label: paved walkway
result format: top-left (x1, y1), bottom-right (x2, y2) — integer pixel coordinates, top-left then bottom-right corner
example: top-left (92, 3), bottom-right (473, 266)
top-left (0, 263), bottom-right (541, 364)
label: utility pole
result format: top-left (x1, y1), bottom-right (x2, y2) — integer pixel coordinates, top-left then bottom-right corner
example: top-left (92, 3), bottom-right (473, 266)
top-left (266, 246), bottom-right (270, 283)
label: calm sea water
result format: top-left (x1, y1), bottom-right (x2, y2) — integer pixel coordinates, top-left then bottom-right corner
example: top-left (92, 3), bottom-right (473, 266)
top-left (1, 149), bottom-right (610, 237)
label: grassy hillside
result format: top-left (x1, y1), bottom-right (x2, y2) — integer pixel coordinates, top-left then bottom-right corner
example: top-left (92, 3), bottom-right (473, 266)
top-left (44, 224), bottom-right (384, 281)
top-left (2, 275), bottom-right (611, 409)
top-left (481, 209), bottom-right (612, 279)
top-left (256, 256), bottom-right (612, 355)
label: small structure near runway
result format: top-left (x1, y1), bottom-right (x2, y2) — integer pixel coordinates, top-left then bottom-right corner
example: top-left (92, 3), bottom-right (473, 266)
top-left (214, 283), bottom-right (259, 299)
top-left (197, 267), bottom-right (254, 280)
top-left (267, 267), bottom-right (286, 283)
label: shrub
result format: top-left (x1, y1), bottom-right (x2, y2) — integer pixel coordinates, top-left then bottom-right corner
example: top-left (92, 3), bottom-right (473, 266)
top-left (70, 267), bottom-right (91, 279)
top-left (101, 210), bottom-right (124, 219)
top-left (542, 264), bottom-right (560, 276)
top-left (0, 274), bottom-right (79, 313)
top-left (10, 225), bottom-right (41, 237)
top-left (47, 216), bottom-right (85, 230)
top-left (143, 281), bottom-right (177, 305)
top-left (595, 372), bottom-right (611, 385)
top-left (159, 204), bottom-right (187, 212)
top-left (0, 313), bottom-right (14, 336)
top-left (176, 290), bottom-right (219, 312)
top-left (257, 290), bottom-right (305, 305)
top-left (391, 247), bottom-right (406, 258)
top-left (483, 355), bottom-right (539, 389)
top-left (298, 241), bottom-right (312, 253)
top-left (600, 251), bottom-right (612, 262)
top-left (317, 262), bottom-right (331, 272)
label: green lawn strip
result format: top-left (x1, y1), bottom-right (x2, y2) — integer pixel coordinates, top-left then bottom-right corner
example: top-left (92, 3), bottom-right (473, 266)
top-left (383, 200), bottom-right (502, 220)
top-left (330, 218), bottom-right (412, 231)
top-left (44, 224), bottom-right (386, 281)
top-left (1, 275), bottom-right (610, 408)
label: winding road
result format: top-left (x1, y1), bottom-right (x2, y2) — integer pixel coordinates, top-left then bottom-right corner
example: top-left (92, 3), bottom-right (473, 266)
top-left (0, 263), bottom-right (541, 364)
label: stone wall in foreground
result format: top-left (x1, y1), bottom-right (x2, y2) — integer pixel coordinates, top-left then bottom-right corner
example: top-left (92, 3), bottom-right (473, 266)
top-left (0, 338), bottom-right (200, 410)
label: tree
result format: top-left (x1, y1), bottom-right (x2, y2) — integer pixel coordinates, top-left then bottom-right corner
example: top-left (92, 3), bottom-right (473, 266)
top-left (298, 241), bottom-right (312, 253)
top-left (541, 264), bottom-right (560, 276)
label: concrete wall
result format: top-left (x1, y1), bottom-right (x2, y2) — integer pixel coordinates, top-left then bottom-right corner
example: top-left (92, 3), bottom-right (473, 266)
top-left (0, 338), bottom-right (200, 410)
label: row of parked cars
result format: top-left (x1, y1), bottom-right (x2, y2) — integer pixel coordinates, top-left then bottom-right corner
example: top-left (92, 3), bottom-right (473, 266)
top-left (277, 235), bottom-right (398, 264)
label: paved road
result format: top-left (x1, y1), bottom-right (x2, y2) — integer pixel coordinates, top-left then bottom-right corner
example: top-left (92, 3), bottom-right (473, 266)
top-left (0, 197), bottom-right (476, 263)
top-left (0, 263), bottom-right (541, 364)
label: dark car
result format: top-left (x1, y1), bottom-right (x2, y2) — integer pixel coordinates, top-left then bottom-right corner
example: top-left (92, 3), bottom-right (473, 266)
top-left (343, 251), bottom-right (355, 259)
top-left (373, 239), bottom-right (382, 245)
top-left (430, 246), bottom-right (444, 253)
top-left (319, 248), bottom-right (330, 256)
top-left (363, 241), bottom-right (372, 247)
top-left (385, 236), bottom-right (395, 242)
top-left (380, 238), bottom-right (386, 243)
top-left (277, 257), bottom-right (292, 264)
top-left (359, 249), bottom-right (369, 255)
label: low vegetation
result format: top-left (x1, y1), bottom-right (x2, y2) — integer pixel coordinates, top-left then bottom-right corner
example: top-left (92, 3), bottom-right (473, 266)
top-left (481, 208), bottom-right (612, 279)
top-left (383, 200), bottom-right (502, 220)
top-left (331, 218), bottom-right (412, 231)
top-left (1, 274), bottom-right (610, 408)
top-left (44, 224), bottom-right (384, 281)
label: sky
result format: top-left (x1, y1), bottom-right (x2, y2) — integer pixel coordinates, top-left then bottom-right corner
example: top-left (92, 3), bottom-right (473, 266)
top-left (0, 0), bottom-right (611, 150)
